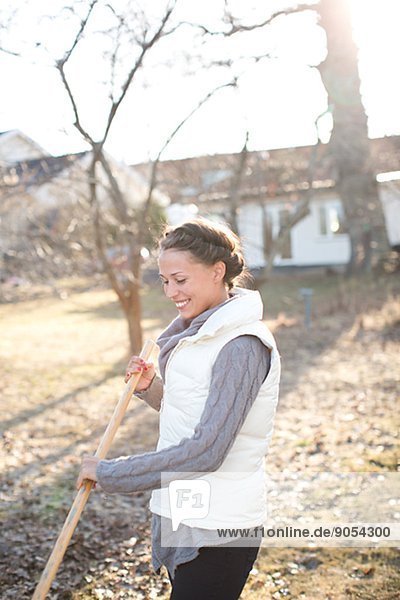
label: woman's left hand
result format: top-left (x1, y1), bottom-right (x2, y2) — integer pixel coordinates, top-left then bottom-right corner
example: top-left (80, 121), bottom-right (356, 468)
top-left (76, 456), bottom-right (100, 490)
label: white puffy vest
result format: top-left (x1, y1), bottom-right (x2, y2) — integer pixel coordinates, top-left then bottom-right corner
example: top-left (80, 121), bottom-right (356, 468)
top-left (149, 287), bottom-right (281, 528)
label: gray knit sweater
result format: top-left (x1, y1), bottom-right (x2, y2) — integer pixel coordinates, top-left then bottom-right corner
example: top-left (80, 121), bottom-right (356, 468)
top-left (97, 294), bottom-right (271, 576)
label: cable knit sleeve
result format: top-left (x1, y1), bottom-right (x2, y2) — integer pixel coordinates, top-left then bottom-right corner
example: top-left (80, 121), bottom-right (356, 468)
top-left (96, 335), bottom-right (271, 494)
top-left (135, 374), bottom-right (163, 412)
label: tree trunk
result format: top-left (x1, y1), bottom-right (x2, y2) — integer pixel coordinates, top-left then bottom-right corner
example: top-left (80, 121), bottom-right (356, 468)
top-left (125, 286), bottom-right (143, 355)
top-left (88, 154), bottom-right (144, 356)
top-left (228, 133), bottom-right (249, 235)
top-left (317, 0), bottom-right (389, 273)
top-left (124, 252), bottom-right (143, 355)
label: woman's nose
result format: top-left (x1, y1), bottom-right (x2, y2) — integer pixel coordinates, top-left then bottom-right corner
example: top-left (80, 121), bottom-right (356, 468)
top-left (164, 282), bottom-right (177, 298)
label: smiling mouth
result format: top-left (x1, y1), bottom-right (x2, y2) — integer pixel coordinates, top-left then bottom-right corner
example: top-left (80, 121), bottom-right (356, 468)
top-left (175, 299), bottom-right (190, 309)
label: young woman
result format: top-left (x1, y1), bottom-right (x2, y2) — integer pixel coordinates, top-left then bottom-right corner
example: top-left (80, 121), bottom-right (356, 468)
top-left (77, 218), bottom-right (281, 599)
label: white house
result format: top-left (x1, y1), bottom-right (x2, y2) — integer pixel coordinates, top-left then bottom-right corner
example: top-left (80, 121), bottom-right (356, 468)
top-left (378, 171), bottom-right (400, 249)
top-left (133, 137), bottom-right (400, 269)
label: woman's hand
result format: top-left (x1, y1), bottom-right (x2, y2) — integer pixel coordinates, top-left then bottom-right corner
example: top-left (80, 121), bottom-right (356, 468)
top-left (124, 355), bottom-right (155, 391)
top-left (76, 456), bottom-right (100, 490)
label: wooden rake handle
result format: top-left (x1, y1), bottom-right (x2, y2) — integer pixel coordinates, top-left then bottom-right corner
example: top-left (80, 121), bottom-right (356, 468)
top-left (32, 339), bottom-right (159, 600)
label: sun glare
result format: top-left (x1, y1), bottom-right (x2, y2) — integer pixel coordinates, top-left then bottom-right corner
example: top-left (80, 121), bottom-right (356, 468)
top-left (349, 0), bottom-right (400, 137)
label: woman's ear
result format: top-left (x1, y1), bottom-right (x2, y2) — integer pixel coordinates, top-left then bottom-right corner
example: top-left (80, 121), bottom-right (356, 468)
top-left (213, 261), bottom-right (226, 283)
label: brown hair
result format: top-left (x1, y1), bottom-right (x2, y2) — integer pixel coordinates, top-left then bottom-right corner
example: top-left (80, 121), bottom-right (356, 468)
top-left (159, 217), bottom-right (251, 290)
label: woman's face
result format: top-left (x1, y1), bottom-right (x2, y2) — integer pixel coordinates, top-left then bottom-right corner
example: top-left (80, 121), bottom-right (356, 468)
top-left (158, 249), bottom-right (229, 320)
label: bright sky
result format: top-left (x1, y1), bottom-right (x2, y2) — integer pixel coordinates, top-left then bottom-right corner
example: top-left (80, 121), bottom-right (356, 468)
top-left (0, 0), bottom-right (399, 164)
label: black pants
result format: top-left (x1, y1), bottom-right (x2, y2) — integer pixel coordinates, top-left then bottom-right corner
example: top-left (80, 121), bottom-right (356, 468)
top-left (168, 543), bottom-right (260, 600)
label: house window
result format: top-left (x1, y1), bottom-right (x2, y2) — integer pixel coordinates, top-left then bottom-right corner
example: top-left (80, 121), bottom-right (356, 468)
top-left (319, 203), bottom-right (345, 236)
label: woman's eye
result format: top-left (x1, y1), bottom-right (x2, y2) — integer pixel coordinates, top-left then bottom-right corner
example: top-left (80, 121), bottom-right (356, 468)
top-left (158, 278), bottom-right (186, 285)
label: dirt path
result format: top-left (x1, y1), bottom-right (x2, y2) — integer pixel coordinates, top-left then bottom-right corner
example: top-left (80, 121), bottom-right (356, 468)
top-left (0, 274), bottom-right (399, 599)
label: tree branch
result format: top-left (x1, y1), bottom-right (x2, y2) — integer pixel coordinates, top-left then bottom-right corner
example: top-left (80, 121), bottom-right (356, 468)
top-left (57, 64), bottom-right (93, 144)
top-left (0, 46), bottom-right (20, 57)
top-left (179, 3), bottom-right (315, 37)
top-left (59, 0), bottom-right (98, 67)
top-left (55, 1), bottom-right (99, 145)
top-left (97, 151), bottom-right (129, 223)
top-left (101, 2), bottom-right (177, 144)
top-left (137, 78), bottom-right (238, 246)
top-left (88, 157), bottom-right (126, 305)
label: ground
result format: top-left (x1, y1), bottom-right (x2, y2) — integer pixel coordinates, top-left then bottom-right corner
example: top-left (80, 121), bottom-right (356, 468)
top-left (0, 271), bottom-right (399, 599)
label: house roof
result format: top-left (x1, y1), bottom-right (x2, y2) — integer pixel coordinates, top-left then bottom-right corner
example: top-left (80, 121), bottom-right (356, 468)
top-left (0, 129), bottom-right (50, 160)
top-left (131, 136), bottom-right (400, 204)
top-left (0, 148), bottom-right (169, 208)
top-left (1, 152), bottom-right (88, 189)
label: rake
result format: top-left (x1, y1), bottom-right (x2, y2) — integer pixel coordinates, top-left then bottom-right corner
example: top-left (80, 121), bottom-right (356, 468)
top-left (32, 339), bottom-right (159, 599)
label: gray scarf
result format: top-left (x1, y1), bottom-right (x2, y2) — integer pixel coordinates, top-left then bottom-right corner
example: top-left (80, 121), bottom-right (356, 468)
top-left (156, 295), bottom-right (237, 381)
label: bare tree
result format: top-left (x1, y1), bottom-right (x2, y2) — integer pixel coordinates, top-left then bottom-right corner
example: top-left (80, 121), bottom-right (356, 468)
top-left (48, 1), bottom-right (175, 352)
top-left (316, 0), bottom-right (389, 273)
top-left (1, 1), bottom-right (238, 351)
top-left (194, 0), bottom-right (390, 275)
